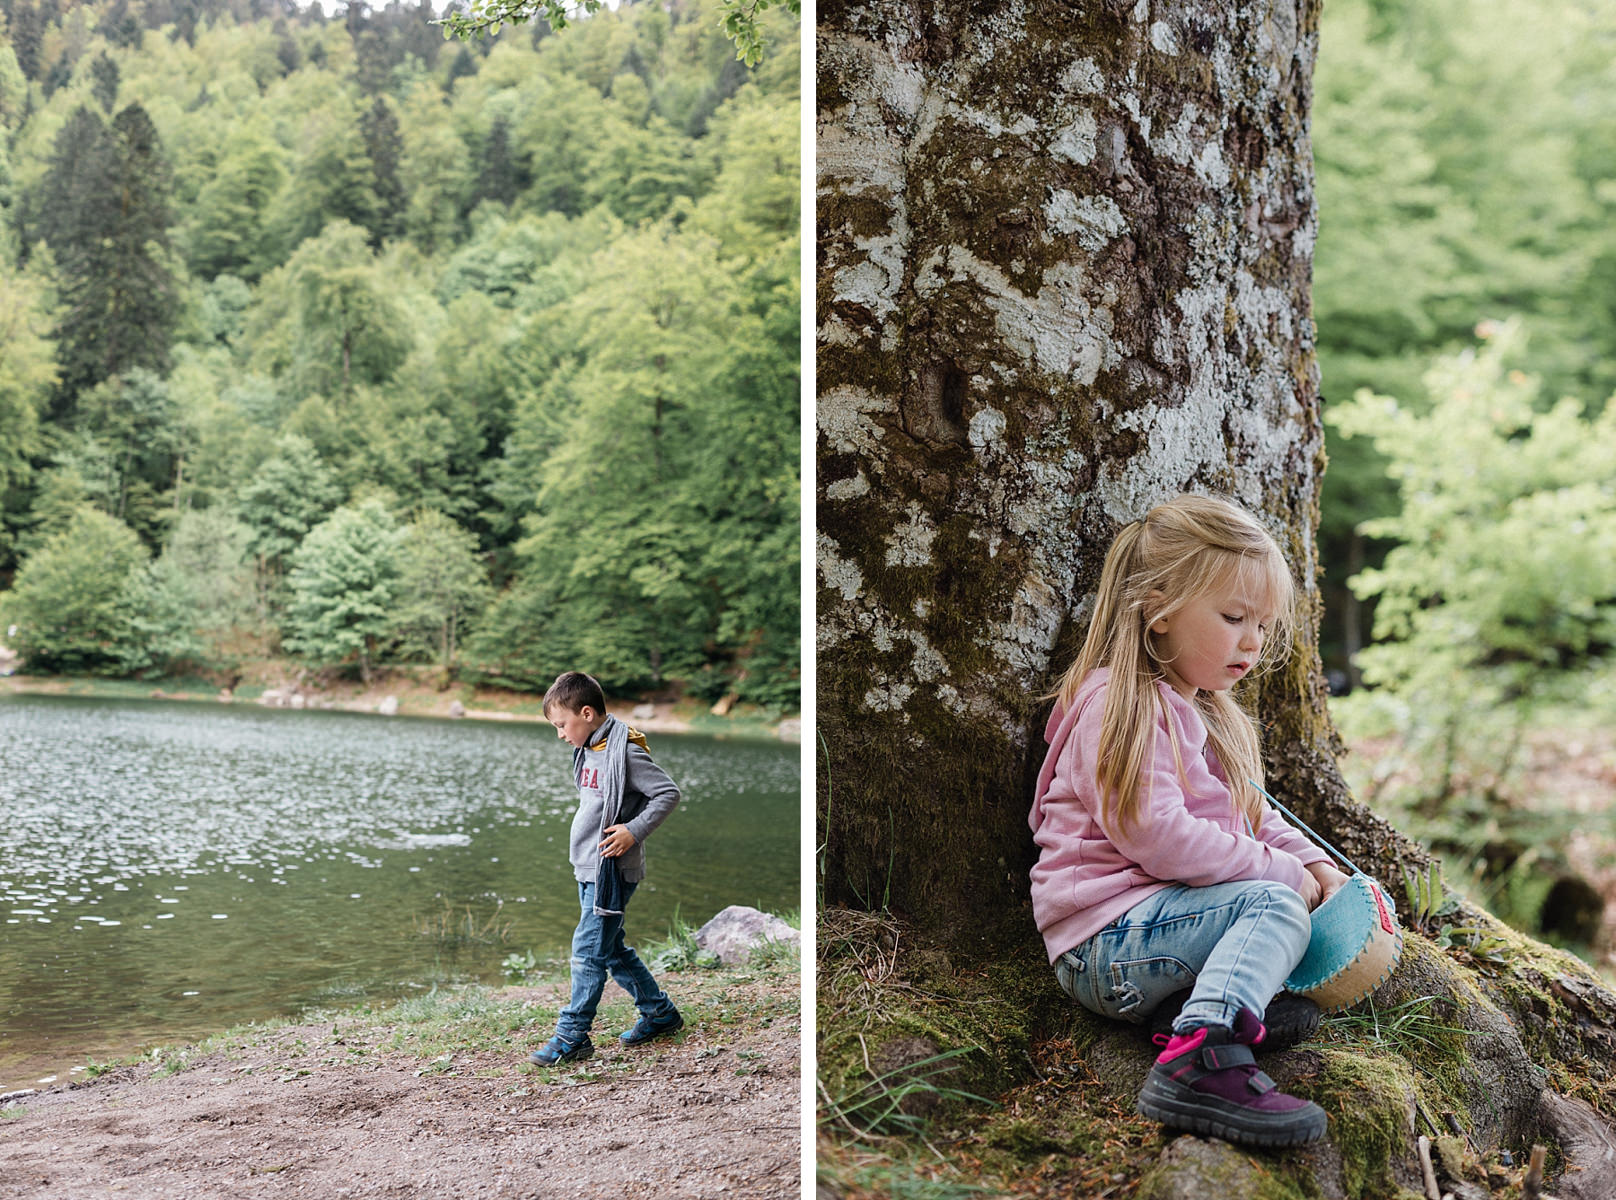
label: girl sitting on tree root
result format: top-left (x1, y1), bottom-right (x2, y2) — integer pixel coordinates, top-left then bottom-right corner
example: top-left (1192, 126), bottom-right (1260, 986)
top-left (1029, 493), bottom-right (1349, 1148)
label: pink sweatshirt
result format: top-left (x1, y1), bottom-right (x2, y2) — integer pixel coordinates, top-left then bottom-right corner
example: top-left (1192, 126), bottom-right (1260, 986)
top-left (1029, 667), bottom-right (1329, 962)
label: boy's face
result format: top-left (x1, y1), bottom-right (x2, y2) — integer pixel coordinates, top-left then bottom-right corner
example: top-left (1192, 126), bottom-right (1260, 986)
top-left (548, 704), bottom-right (601, 748)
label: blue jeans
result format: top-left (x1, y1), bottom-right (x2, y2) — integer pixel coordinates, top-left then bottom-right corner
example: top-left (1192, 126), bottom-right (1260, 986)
top-left (556, 880), bottom-right (677, 1042)
top-left (1054, 880), bottom-right (1312, 1033)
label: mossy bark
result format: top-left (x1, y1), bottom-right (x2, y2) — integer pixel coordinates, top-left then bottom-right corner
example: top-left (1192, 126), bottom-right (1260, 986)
top-left (818, 0), bottom-right (1331, 931)
top-left (816, 0), bottom-right (1616, 1195)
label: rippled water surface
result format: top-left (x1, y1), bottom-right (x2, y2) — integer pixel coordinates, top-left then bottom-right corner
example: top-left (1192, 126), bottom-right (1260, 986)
top-left (0, 694), bottom-right (800, 1090)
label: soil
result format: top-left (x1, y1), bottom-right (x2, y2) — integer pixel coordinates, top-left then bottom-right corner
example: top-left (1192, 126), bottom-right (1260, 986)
top-left (0, 976), bottom-right (802, 1199)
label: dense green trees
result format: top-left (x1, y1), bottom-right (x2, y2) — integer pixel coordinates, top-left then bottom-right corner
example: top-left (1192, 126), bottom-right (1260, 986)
top-left (0, 0), bottom-right (799, 707)
top-left (1314, 0), bottom-right (1616, 675)
top-left (1314, 1), bottom-right (1616, 929)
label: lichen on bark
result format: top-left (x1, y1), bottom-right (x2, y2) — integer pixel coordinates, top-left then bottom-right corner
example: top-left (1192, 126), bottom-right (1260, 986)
top-left (820, 0), bottom-right (1326, 921)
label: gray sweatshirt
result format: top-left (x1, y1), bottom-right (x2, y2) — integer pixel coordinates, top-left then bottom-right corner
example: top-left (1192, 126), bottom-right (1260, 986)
top-left (567, 717), bottom-right (680, 883)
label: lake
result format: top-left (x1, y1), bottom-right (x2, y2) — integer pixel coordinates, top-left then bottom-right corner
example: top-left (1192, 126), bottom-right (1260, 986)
top-left (0, 693), bottom-right (800, 1092)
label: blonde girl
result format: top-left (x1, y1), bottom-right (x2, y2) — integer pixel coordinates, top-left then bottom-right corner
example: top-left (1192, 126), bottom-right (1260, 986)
top-left (1028, 494), bottom-right (1348, 1147)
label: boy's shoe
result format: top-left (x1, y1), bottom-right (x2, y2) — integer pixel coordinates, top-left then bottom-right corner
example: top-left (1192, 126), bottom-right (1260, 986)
top-left (1149, 989), bottom-right (1320, 1053)
top-left (528, 1034), bottom-right (595, 1066)
top-left (1136, 1015), bottom-right (1328, 1148)
top-left (620, 1009), bottom-right (683, 1046)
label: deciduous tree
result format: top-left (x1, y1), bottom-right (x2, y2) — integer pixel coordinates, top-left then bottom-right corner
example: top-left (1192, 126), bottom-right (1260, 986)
top-left (1, 505), bottom-right (147, 673)
top-left (282, 496), bottom-right (403, 683)
top-left (394, 508), bottom-right (491, 673)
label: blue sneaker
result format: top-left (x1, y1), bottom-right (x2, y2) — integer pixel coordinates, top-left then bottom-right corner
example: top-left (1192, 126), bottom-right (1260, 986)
top-left (528, 1034), bottom-right (594, 1066)
top-left (619, 1009), bottom-right (684, 1046)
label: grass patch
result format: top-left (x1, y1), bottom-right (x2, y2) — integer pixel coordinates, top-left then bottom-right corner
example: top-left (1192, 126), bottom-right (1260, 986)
top-left (412, 899), bottom-right (515, 949)
top-left (749, 933), bottom-right (800, 970)
top-left (816, 1148), bottom-right (1000, 1200)
top-left (645, 907), bottom-right (723, 973)
top-left (1315, 994), bottom-right (1474, 1057)
top-left (1, 1105), bottom-right (26, 1120)
top-left (66, 920), bottom-right (798, 1089)
top-left (819, 1046), bottom-right (994, 1140)
top-left (384, 985), bottom-right (543, 1060)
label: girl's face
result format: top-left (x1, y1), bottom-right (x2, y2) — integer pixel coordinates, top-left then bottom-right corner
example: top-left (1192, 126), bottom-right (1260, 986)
top-left (1148, 580), bottom-right (1273, 698)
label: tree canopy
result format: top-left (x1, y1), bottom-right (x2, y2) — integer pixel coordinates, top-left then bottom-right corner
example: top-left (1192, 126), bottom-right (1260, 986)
top-left (0, 0), bottom-right (800, 707)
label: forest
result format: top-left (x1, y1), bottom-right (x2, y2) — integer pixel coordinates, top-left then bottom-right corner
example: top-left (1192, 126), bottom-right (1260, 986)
top-left (0, 0), bottom-right (801, 709)
top-left (1313, 0), bottom-right (1616, 939)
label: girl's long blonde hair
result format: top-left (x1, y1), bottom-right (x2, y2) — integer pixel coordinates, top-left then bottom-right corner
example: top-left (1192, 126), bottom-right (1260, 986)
top-left (1053, 494), bottom-right (1296, 833)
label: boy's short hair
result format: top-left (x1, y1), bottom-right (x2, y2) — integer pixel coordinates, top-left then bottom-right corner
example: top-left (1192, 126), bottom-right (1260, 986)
top-left (543, 671), bottom-right (606, 716)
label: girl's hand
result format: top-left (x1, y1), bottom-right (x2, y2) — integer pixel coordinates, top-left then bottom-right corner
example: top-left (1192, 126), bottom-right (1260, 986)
top-left (1305, 861), bottom-right (1350, 910)
top-left (1298, 868), bottom-right (1323, 910)
top-left (1307, 861), bottom-right (1351, 902)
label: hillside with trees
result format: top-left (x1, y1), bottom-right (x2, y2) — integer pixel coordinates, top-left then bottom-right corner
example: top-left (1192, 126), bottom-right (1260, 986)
top-left (0, 0), bottom-right (800, 710)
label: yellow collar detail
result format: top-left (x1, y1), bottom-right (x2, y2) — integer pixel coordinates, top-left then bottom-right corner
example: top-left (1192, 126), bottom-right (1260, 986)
top-left (589, 726), bottom-right (648, 753)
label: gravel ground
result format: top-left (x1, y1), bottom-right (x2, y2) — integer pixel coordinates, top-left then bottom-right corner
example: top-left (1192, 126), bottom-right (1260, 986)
top-left (0, 975), bottom-right (802, 1199)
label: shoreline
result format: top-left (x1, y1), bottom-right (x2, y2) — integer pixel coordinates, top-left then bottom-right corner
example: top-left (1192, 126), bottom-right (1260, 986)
top-left (0, 666), bottom-right (801, 743)
top-left (2, 910), bottom-right (803, 1102)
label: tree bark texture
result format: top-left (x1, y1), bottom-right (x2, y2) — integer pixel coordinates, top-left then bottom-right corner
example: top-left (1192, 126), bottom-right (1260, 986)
top-left (816, 2), bottom-right (1616, 1190)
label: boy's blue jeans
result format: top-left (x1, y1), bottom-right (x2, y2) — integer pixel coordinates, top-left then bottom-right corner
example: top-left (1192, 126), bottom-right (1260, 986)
top-left (1054, 880), bottom-right (1312, 1033)
top-left (555, 879), bottom-right (677, 1043)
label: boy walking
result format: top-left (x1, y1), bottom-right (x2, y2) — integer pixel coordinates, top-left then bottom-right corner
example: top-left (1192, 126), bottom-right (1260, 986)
top-left (530, 671), bottom-right (684, 1066)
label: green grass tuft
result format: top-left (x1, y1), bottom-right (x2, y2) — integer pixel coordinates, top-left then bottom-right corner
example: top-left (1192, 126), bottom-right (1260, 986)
top-left (645, 907), bottom-right (723, 973)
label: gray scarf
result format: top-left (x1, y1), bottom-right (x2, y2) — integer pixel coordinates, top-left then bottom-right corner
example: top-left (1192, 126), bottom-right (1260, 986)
top-left (584, 715), bottom-right (629, 919)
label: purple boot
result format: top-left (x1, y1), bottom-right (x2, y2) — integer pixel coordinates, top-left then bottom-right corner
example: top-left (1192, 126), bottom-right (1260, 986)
top-left (1136, 1013), bottom-right (1327, 1148)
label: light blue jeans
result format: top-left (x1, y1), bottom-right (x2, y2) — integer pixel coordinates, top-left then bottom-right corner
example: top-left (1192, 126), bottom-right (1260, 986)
top-left (1054, 880), bottom-right (1312, 1033)
top-left (555, 880), bottom-right (678, 1042)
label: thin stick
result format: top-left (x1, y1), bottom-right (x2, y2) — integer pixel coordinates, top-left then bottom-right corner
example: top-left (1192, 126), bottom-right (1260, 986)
top-left (1413, 1095), bottom-right (1444, 1138)
top-left (1524, 1144), bottom-right (1547, 1199)
top-left (1248, 780), bottom-right (1365, 876)
top-left (1417, 1135), bottom-right (1441, 1200)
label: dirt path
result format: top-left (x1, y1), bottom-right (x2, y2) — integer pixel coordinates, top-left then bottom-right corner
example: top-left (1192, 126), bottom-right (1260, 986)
top-left (0, 975), bottom-right (801, 1199)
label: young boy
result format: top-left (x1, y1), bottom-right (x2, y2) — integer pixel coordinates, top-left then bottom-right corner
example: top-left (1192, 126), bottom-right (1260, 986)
top-left (529, 671), bottom-right (684, 1065)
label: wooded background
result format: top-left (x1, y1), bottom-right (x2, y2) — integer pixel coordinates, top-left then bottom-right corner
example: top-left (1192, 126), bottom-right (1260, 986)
top-left (0, 0), bottom-right (800, 707)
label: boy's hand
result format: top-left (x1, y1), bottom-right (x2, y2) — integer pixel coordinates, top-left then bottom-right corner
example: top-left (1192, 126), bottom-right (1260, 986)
top-left (599, 824), bottom-right (637, 858)
top-left (1306, 861), bottom-right (1351, 908)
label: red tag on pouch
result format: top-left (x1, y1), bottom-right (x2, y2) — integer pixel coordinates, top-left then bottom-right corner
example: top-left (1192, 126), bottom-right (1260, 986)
top-left (1371, 883), bottom-right (1394, 934)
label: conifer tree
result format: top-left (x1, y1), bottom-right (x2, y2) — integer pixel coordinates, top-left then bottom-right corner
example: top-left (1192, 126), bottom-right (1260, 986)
top-left (89, 52), bottom-right (119, 112)
top-left (444, 45), bottom-right (477, 92)
top-left (50, 103), bottom-right (178, 408)
top-left (359, 96), bottom-right (405, 246)
top-left (36, 105), bottom-right (106, 255)
top-left (10, 0), bottom-right (41, 80)
top-left (474, 116), bottom-right (521, 208)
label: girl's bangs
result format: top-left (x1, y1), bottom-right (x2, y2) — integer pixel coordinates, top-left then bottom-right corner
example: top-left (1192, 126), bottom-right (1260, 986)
top-left (1221, 549), bottom-right (1292, 621)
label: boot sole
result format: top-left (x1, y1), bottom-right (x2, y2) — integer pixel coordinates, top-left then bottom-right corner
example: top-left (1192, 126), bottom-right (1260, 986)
top-left (621, 1016), bottom-right (684, 1046)
top-left (1137, 1074), bottom-right (1328, 1147)
top-left (1258, 1011), bottom-right (1321, 1053)
top-left (529, 1045), bottom-right (595, 1066)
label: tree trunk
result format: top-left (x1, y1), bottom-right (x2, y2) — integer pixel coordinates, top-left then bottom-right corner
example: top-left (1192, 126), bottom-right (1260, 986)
top-left (816, 1), bottom-right (1616, 1195)
top-left (819, 0), bottom-right (1349, 927)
